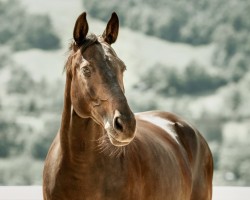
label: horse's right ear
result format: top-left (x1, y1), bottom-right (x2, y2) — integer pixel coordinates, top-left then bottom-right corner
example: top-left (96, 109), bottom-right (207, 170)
top-left (73, 12), bottom-right (89, 47)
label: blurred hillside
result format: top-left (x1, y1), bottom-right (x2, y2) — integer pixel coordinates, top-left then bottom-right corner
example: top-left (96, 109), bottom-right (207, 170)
top-left (0, 0), bottom-right (250, 186)
top-left (84, 0), bottom-right (250, 186)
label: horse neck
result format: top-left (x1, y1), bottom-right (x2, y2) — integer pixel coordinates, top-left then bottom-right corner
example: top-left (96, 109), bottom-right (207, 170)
top-left (59, 74), bottom-right (103, 158)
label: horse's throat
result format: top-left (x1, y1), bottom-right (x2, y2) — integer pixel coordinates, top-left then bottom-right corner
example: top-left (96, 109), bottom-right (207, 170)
top-left (60, 76), bottom-right (103, 157)
top-left (68, 110), bottom-right (103, 155)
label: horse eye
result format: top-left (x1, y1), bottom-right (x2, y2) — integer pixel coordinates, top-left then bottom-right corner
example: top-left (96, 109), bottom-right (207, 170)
top-left (81, 66), bottom-right (91, 77)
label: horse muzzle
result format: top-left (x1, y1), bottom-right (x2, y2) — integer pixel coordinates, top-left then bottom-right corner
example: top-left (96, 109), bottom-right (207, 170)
top-left (105, 109), bottom-right (136, 147)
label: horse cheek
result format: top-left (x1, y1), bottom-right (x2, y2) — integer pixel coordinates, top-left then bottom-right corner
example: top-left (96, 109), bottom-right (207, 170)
top-left (71, 80), bottom-right (91, 118)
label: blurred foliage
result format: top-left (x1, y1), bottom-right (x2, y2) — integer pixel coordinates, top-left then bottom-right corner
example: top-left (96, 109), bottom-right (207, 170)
top-left (0, 0), bottom-right (60, 50)
top-left (218, 140), bottom-right (250, 185)
top-left (83, 0), bottom-right (250, 44)
top-left (0, 157), bottom-right (43, 185)
top-left (0, 48), bottom-right (11, 69)
top-left (0, 118), bottom-right (21, 157)
top-left (7, 67), bottom-right (35, 94)
top-left (0, 55), bottom-right (62, 184)
top-left (83, 0), bottom-right (250, 81)
top-left (0, 0), bottom-right (249, 187)
top-left (29, 117), bottom-right (60, 160)
top-left (135, 62), bottom-right (227, 96)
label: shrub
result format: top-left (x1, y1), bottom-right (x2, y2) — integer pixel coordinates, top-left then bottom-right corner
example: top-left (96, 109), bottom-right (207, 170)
top-left (7, 67), bottom-right (34, 94)
top-left (0, 0), bottom-right (60, 51)
top-left (0, 157), bottom-right (43, 185)
top-left (0, 118), bottom-right (23, 158)
top-left (218, 140), bottom-right (250, 185)
top-left (181, 62), bottom-right (227, 95)
top-left (12, 15), bottom-right (60, 51)
top-left (137, 62), bottom-right (227, 96)
top-left (30, 117), bottom-right (60, 160)
top-left (0, 48), bottom-right (11, 69)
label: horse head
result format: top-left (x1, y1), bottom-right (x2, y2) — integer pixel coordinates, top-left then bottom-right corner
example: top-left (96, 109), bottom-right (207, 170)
top-left (66, 12), bottom-right (136, 147)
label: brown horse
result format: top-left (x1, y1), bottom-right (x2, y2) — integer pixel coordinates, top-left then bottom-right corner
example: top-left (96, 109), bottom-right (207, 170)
top-left (43, 12), bottom-right (213, 200)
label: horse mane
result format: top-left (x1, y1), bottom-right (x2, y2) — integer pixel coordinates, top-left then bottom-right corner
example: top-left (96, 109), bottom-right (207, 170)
top-left (64, 34), bottom-right (98, 74)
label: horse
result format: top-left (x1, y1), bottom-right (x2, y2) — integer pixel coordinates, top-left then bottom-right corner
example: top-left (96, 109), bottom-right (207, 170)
top-left (43, 12), bottom-right (213, 200)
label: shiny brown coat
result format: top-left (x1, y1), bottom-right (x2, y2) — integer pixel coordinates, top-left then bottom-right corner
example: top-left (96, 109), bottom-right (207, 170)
top-left (43, 12), bottom-right (213, 200)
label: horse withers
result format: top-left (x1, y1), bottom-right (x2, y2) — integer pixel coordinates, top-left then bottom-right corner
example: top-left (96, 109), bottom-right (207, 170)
top-left (43, 12), bottom-right (213, 200)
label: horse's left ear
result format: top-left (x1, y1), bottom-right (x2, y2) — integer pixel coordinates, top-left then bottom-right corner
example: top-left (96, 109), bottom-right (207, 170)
top-left (73, 12), bottom-right (89, 47)
top-left (102, 12), bottom-right (119, 45)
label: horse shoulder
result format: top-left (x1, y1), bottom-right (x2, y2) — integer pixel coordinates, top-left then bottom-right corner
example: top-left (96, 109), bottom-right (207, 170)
top-left (135, 111), bottom-right (210, 166)
top-left (135, 111), bottom-right (213, 199)
top-left (133, 112), bottom-right (194, 198)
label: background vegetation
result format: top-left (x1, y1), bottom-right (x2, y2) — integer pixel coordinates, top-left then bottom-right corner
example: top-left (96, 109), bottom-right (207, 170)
top-left (84, 0), bottom-right (250, 82)
top-left (84, 0), bottom-right (250, 185)
top-left (0, 0), bottom-right (60, 51)
top-left (0, 0), bottom-right (250, 186)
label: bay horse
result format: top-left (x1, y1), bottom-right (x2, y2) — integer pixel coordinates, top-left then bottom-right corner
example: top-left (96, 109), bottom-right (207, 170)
top-left (43, 12), bottom-right (213, 200)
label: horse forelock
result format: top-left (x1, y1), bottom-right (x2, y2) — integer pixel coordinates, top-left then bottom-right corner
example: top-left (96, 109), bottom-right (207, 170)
top-left (64, 34), bottom-right (99, 75)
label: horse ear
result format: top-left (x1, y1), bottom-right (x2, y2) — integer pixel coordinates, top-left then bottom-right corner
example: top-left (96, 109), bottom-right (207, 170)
top-left (73, 12), bottom-right (89, 47)
top-left (102, 12), bottom-right (119, 44)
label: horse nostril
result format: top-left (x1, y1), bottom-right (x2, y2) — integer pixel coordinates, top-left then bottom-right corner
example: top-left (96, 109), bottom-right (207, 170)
top-left (114, 117), bottom-right (123, 132)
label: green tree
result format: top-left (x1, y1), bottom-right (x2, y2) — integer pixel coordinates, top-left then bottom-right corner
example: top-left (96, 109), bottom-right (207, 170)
top-left (30, 117), bottom-right (60, 160)
top-left (0, 117), bottom-right (22, 157)
top-left (7, 67), bottom-right (34, 94)
top-left (0, 0), bottom-right (60, 50)
top-left (0, 48), bottom-right (11, 69)
top-left (218, 141), bottom-right (250, 185)
top-left (12, 15), bottom-right (60, 50)
top-left (136, 62), bottom-right (226, 96)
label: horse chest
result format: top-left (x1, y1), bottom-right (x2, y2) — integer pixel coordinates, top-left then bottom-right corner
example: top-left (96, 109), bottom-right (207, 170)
top-left (49, 158), bottom-right (125, 200)
top-left (52, 150), bottom-right (191, 200)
